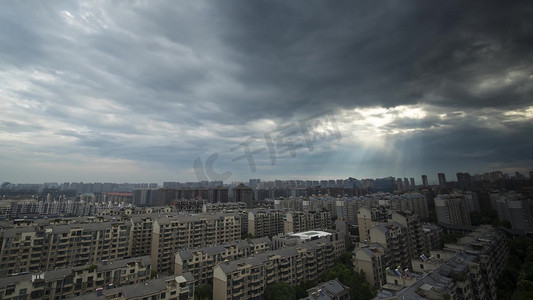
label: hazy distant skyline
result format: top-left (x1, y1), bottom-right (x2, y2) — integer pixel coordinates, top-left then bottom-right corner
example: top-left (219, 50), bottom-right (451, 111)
top-left (1, 1), bottom-right (532, 183)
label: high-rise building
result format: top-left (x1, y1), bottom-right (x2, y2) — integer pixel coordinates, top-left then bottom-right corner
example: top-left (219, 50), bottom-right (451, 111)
top-left (175, 239), bottom-right (271, 285)
top-left (373, 177), bottom-right (395, 193)
top-left (213, 238), bottom-right (338, 300)
top-left (496, 192), bottom-right (533, 233)
top-left (248, 209), bottom-right (285, 238)
top-left (0, 221), bottom-right (132, 276)
top-left (208, 187), bottom-right (229, 203)
top-left (379, 227), bottom-right (507, 300)
top-left (151, 213), bottom-right (241, 274)
top-left (353, 242), bottom-right (387, 288)
top-left (434, 194), bottom-right (471, 225)
top-left (0, 256), bottom-right (153, 299)
top-left (390, 211), bottom-right (426, 259)
top-left (437, 173), bottom-right (447, 186)
top-left (421, 175), bottom-right (428, 187)
top-left (456, 172), bottom-right (467, 184)
top-left (232, 184), bottom-right (253, 207)
top-left (368, 222), bottom-right (411, 269)
top-left (357, 206), bottom-right (390, 242)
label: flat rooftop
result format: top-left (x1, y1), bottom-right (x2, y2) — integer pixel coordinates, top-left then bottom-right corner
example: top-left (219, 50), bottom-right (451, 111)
top-left (289, 230), bottom-right (331, 240)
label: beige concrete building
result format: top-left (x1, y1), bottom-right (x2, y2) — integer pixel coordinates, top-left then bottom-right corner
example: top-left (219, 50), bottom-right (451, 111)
top-left (128, 214), bottom-right (156, 258)
top-left (434, 194), bottom-right (472, 226)
top-left (443, 226), bottom-right (508, 299)
top-left (357, 206), bottom-right (389, 242)
top-left (247, 209), bottom-right (284, 238)
top-left (151, 213), bottom-right (241, 274)
top-left (353, 242), bottom-right (387, 288)
top-left (0, 256), bottom-right (151, 299)
top-left (0, 221), bottom-right (131, 276)
top-left (390, 211), bottom-right (426, 259)
top-left (284, 210), bottom-right (332, 234)
top-left (368, 222), bottom-right (410, 269)
top-left (213, 238), bottom-right (336, 300)
top-left (388, 193), bottom-right (429, 220)
top-left (175, 238), bottom-right (271, 285)
top-left (376, 226), bottom-right (507, 300)
top-left (76, 273), bottom-right (196, 300)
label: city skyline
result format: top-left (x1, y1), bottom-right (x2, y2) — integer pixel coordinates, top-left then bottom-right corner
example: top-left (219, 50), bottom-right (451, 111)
top-left (1, 1), bottom-right (532, 183)
top-left (2, 168), bottom-right (530, 188)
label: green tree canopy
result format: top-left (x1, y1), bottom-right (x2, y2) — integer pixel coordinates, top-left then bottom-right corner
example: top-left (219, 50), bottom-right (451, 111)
top-left (194, 284), bottom-right (212, 300)
top-left (264, 281), bottom-right (296, 300)
top-left (320, 252), bottom-right (376, 300)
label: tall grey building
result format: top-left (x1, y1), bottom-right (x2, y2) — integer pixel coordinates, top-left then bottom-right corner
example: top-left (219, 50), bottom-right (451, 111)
top-left (434, 194), bottom-right (471, 225)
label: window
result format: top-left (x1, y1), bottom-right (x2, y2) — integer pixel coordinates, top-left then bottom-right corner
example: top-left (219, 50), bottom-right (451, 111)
top-left (420, 264), bottom-right (424, 269)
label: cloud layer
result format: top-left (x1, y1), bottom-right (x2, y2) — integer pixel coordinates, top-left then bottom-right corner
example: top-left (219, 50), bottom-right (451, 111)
top-left (1, 0), bottom-right (532, 183)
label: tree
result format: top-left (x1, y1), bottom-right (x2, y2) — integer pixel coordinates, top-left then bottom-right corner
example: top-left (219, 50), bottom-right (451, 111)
top-left (320, 258), bottom-right (375, 300)
top-left (440, 233), bottom-right (462, 248)
top-left (241, 233), bottom-right (255, 240)
top-left (264, 282), bottom-right (296, 300)
top-left (351, 271), bottom-right (377, 300)
top-left (194, 284), bottom-right (212, 300)
top-left (294, 280), bottom-right (317, 299)
top-left (339, 252), bottom-right (354, 267)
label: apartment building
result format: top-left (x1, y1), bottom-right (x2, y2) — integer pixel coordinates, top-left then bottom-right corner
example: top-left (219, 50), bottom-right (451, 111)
top-left (247, 209), bottom-right (284, 238)
top-left (353, 242), bottom-right (387, 288)
top-left (444, 226), bottom-right (508, 299)
top-left (76, 273), bottom-right (196, 300)
top-left (284, 210), bottom-right (332, 234)
top-left (335, 198), bottom-right (359, 222)
top-left (496, 192), bottom-right (533, 232)
top-left (0, 221), bottom-right (131, 277)
top-left (368, 222), bottom-right (410, 269)
top-left (421, 223), bottom-right (443, 251)
top-left (213, 238), bottom-right (337, 300)
top-left (175, 238), bottom-right (271, 285)
top-left (434, 194), bottom-right (472, 226)
top-left (388, 193), bottom-right (429, 220)
top-left (390, 211), bottom-right (426, 259)
top-left (151, 213), bottom-right (241, 274)
top-left (376, 226), bottom-right (507, 300)
top-left (202, 202), bottom-right (246, 213)
top-left (409, 250), bottom-right (487, 300)
top-left (357, 206), bottom-right (390, 242)
top-left (0, 256), bottom-right (151, 299)
top-left (128, 215), bottom-right (155, 257)
top-left (354, 212), bottom-right (429, 289)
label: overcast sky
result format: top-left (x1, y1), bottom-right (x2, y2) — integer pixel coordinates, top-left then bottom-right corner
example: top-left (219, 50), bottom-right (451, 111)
top-left (1, 0), bottom-right (532, 184)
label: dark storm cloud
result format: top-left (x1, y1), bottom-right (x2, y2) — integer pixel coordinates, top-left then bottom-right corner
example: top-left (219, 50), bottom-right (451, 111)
top-left (211, 0), bottom-right (533, 119)
top-left (0, 0), bottom-right (532, 182)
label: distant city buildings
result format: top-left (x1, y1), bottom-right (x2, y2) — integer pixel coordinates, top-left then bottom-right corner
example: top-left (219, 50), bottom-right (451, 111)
top-left (421, 175), bottom-right (428, 187)
top-left (437, 173), bottom-right (447, 186)
top-left (0, 169), bottom-right (531, 299)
